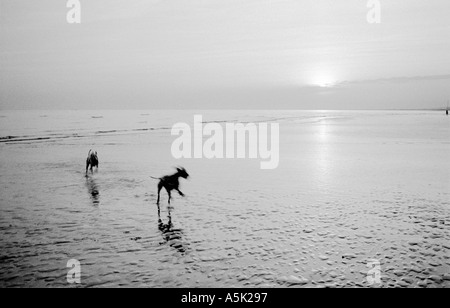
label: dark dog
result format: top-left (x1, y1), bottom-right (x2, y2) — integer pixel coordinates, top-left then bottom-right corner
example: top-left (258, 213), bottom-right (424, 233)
top-left (86, 150), bottom-right (99, 174)
top-left (152, 167), bottom-right (189, 206)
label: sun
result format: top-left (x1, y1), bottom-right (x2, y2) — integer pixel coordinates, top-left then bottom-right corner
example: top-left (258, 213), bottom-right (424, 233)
top-left (310, 72), bottom-right (337, 88)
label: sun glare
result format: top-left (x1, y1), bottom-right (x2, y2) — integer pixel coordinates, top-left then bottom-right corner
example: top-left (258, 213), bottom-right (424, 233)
top-left (311, 73), bottom-right (337, 88)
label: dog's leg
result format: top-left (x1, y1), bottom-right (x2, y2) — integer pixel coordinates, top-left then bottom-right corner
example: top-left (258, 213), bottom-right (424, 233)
top-left (157, 182), bottom-right (163, 205)
top-left (86, 162), bottom-right (89, 174)
top-left (176, 189), bottom-right (185, 197)
top-left (167, 190), bottom-right (172, 205)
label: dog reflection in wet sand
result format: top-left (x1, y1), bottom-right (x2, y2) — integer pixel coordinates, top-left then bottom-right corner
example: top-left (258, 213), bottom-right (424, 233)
top-left (86, 176), bottom-right (100, 205)
top-left (151, 167), bottom-right (189, 213)
top-left (158, 213), bottom-right (186, 255)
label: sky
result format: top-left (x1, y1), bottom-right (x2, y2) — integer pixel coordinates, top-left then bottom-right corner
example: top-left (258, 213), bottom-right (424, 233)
top-left (1, 0), bottom-right (449, 109)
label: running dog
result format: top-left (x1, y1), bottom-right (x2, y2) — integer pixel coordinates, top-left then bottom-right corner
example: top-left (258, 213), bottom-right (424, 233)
top-left (152, 167), bottom-right (189, 206)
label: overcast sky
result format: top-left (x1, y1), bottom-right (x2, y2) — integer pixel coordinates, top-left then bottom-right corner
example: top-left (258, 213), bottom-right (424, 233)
top-left (1, 0), bottom-right (449, 109)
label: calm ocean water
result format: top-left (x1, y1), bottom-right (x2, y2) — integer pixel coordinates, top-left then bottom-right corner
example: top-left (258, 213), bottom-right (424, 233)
top-left (0, 110), bottom-right (449, 287)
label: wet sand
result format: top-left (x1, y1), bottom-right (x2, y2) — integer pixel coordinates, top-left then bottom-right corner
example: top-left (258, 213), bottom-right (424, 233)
top-left (0, 110), bottom-right (449, 288)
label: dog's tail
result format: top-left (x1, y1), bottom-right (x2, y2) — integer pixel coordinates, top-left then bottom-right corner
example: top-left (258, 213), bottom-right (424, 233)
top-left (150, 176), bottom-right (160, 180)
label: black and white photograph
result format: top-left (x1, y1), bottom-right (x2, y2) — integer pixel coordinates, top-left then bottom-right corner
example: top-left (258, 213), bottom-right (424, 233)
top-left (0, 0), bottom-right (449, 291)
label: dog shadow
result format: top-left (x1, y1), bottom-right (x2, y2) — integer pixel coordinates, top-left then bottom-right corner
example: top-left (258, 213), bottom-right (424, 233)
top-left (85, 175), bottom-right (100, 206)
top-left (157, 211), bottom-right (187, 255)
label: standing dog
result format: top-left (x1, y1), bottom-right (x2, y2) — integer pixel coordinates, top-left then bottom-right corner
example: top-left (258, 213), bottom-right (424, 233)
top-left (152, 167), bottom-right (189, 206)
top-left (86, 150), bottom-right (99, 174)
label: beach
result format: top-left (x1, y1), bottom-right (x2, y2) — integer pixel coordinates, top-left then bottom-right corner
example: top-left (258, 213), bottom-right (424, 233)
top-left (0, 110), bottom-right (449, 287)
